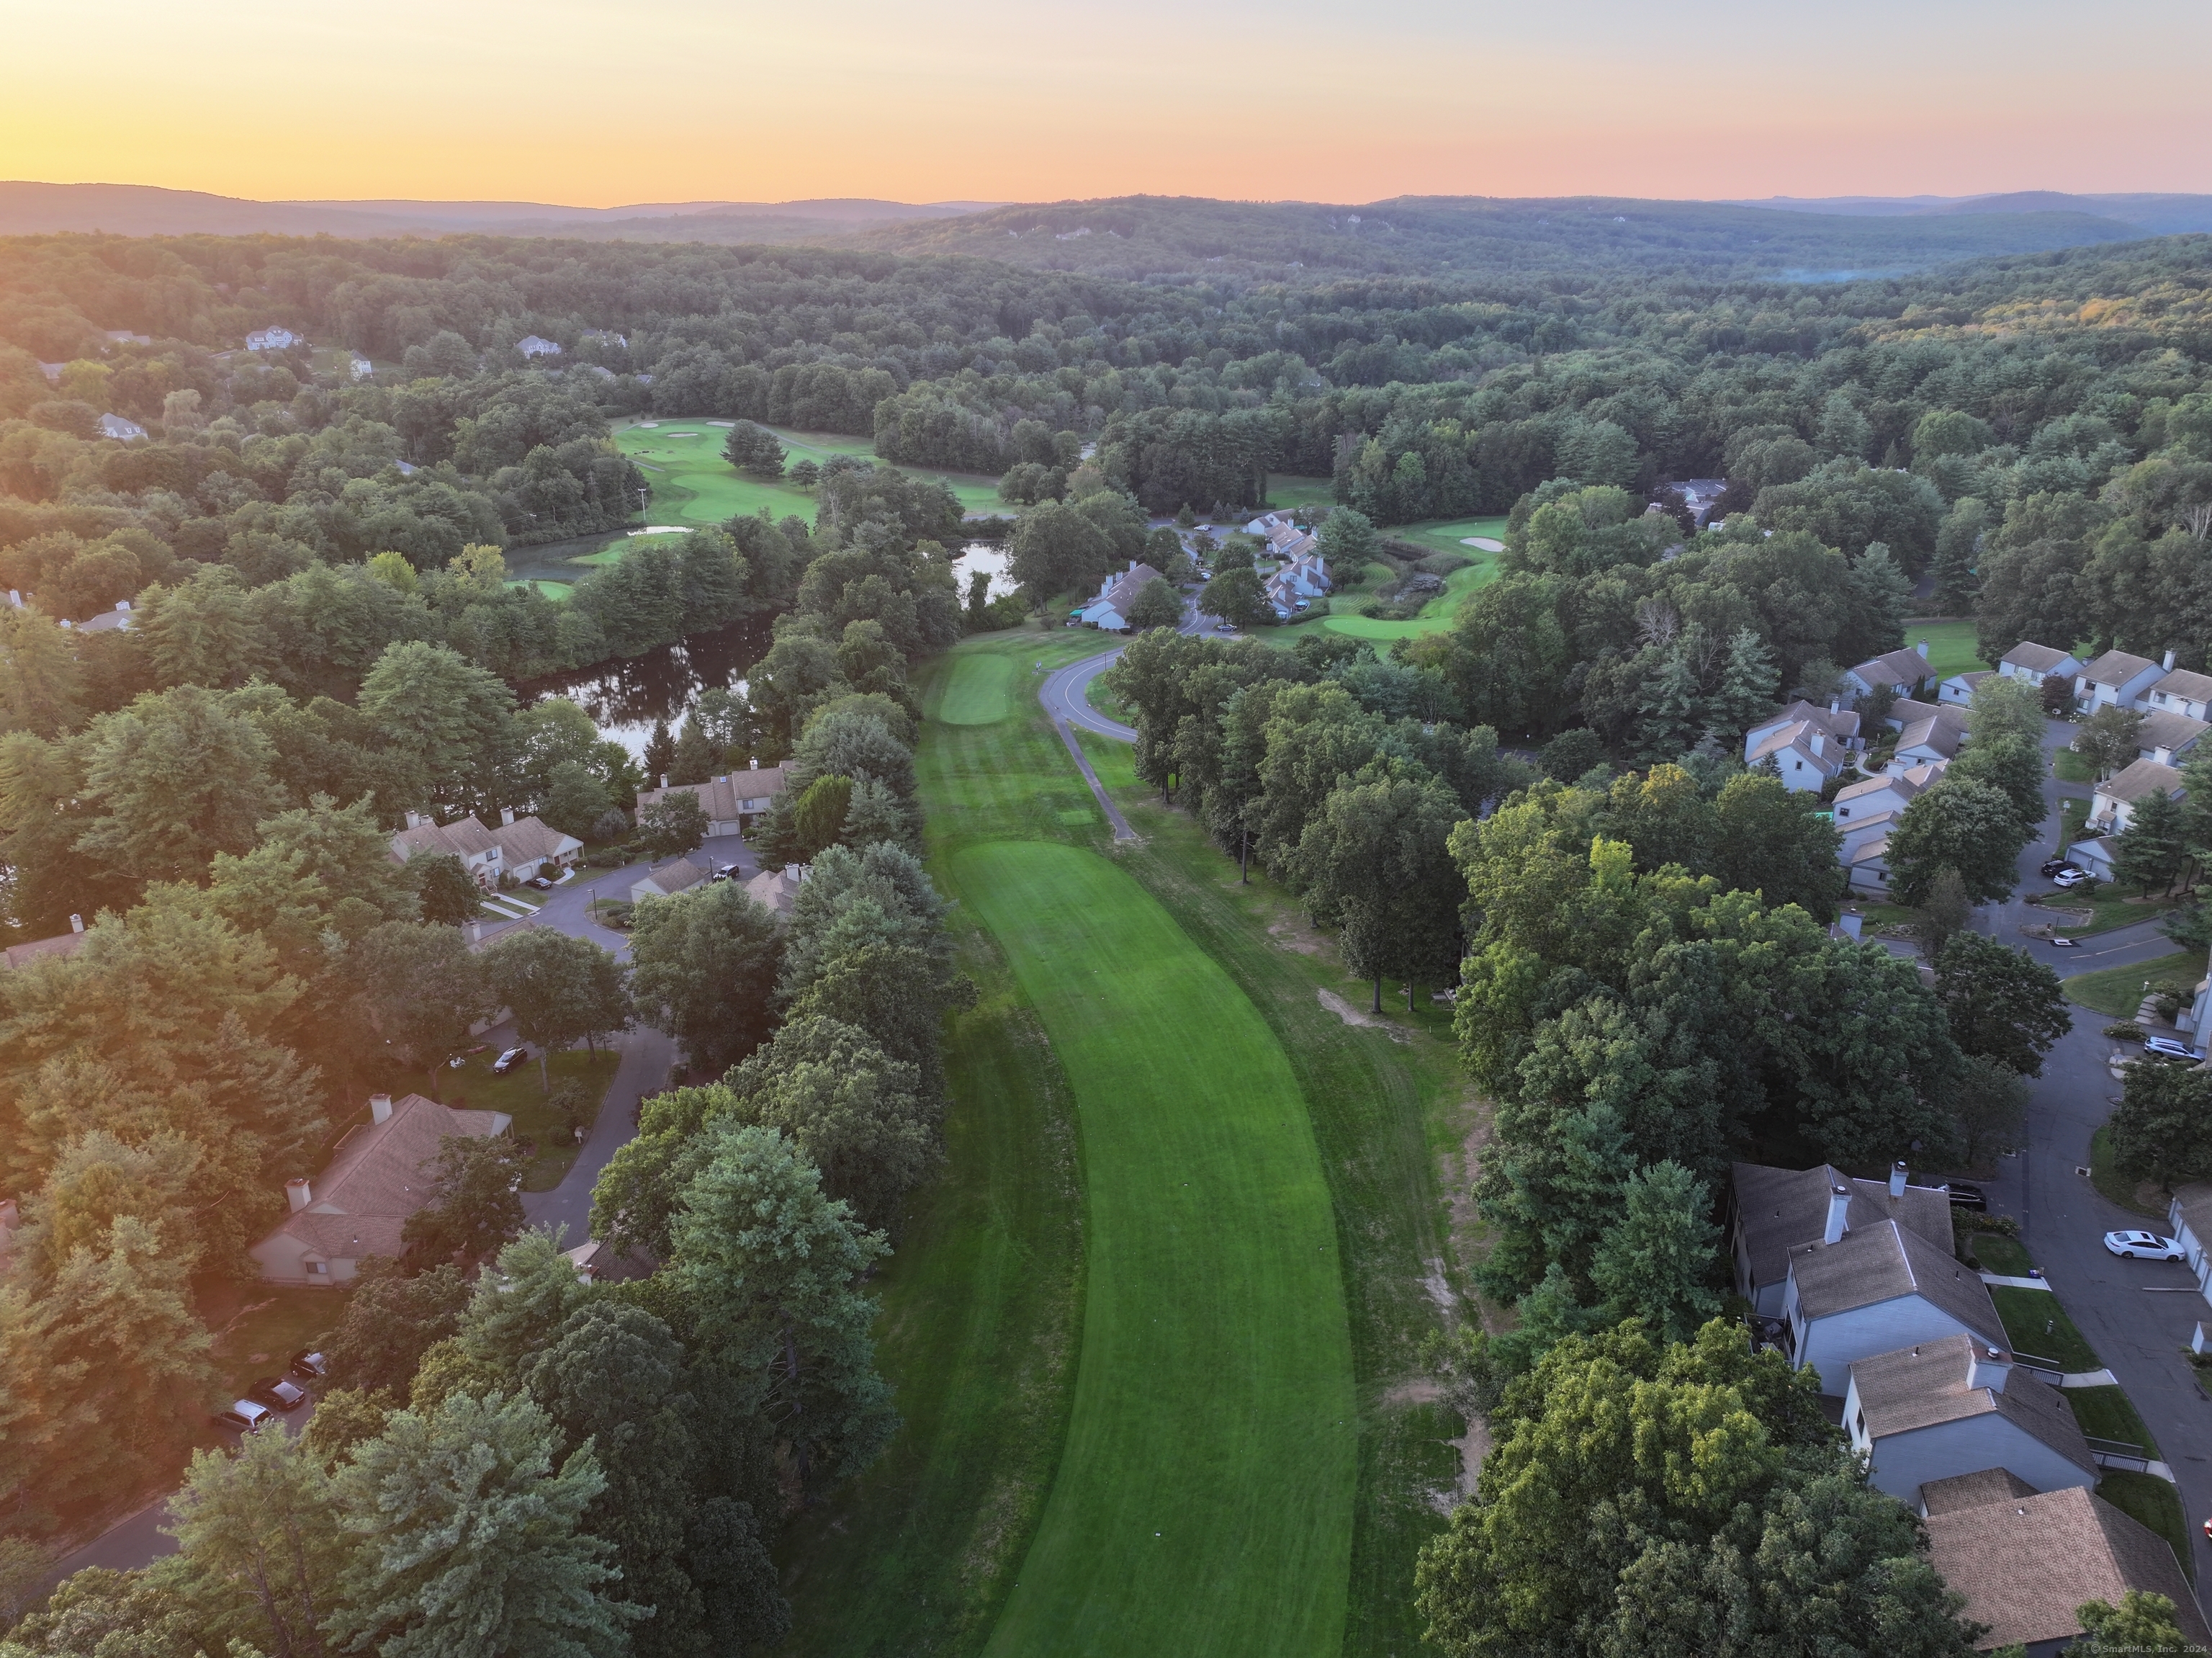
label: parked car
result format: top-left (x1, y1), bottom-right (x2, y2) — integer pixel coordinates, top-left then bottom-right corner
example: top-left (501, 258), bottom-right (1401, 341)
top-left (212, 1399), bottom-right (274, 1433)
top-left (1945, 1182), bottom-right (1988, 1211)
top-left (525, 875), bottom-right (554, 890)
top-left (2103, 1229), bottom-right (2187, 1260)
top-left (289, 1350), bottom-right (328, 1381)
top-left (248, 1376), bottom-right (307, 1412)
top-left (710, 864), bottom-right (739, 882)
top-left (492, 1046), bottom-right (529, 1075)
top-left (2143, 1036), bottom-right (2206, 1063)
top-left (2038, 859), bottom-right (2080, 878)
top-left (2052, 867), bottom-right (2094, 888)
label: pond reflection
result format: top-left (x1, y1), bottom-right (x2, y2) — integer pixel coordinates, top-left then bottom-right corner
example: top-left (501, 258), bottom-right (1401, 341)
top-left (518, 618), bottom-right (767, 760)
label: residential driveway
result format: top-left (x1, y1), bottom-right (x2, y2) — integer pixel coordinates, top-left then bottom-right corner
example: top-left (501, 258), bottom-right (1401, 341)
top-left (522, 1021), bottom-right (677, 1241)
top-left (1960, 1008), bottom-right (2212, 1603)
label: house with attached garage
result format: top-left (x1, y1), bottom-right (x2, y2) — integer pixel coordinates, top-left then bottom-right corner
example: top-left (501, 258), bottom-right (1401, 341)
top-left (1881, 699), bottom-right (1970, 774)
top-left (515, 334), bottom-right (563, 358)
top-left (631, 856), bottom-right (711, 904)
top-left (1079, 561), bottom-right (1166, 631)
top-left (2082, 756), bottom-right (2185, 837)
top-left (1920, 1471), bottom-right (2212, 1654)
top-left (2073, 647), bottom-right (2166, 714)
top-left (1842, 642), bottom-right (1932, 705)
top-left (1996, 640), bottom-right (2082, 691)
top-left (248, 1092), bottom-right (510, 1285)
top-left (1843, 1335), bottom-right (2097, 1505)
top-left (390, 810), bottom-right (504, 889)
top-left (487, 809), bottom-right (582, 882)
top-left (1728, 1159), bottom-right (1957, 1319)
top-left (635, 763), bottom-right (789, 835)
top-left (1742, 700), bottom-right (1860, 793)
top-left (2162, 1182), bottom-right (2212, 1310)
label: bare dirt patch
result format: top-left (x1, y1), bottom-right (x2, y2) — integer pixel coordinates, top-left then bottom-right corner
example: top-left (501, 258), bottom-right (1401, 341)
top-left (1316, 987), bottom-right (1411, 1041)
top-left (1267, 914), bottom-right (1326, 954)
top-left (1382, 1376), bottom-right (1443, 1409)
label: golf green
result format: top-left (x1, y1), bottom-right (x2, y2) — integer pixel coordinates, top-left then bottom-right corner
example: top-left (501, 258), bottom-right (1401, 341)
top-left (958, 840), bottom-right (1355, 1657)
top-left (934, 653), bottom-right (1015, 725)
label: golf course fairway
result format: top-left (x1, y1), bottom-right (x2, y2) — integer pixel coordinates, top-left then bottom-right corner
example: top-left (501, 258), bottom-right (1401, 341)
top-left (934, 653), bottom-right (1015, 725)
top-left (956, 838), bottom-right (1356, 1657)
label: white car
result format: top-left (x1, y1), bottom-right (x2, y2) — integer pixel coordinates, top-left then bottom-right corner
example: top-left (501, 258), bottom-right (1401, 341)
top-left (2143, 1036), bottom-right (2206, 1063)
top-left (2103, 1229), bottom-right (2186, 1261)
top-left (2052, 867), bottom-right (2093, 888)
top-left (491, 1046), bottom-right (529, 1075)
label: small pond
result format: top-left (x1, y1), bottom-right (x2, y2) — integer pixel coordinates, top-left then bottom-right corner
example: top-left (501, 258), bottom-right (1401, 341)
top-left (952, 542), bottom-right (1017, 599)
top-left (518, 618), bottom-right (766, 761)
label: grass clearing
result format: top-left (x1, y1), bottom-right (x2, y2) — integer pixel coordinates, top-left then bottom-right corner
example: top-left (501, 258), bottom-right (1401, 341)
top-left (2067, 1386), bottom-right (2159, 1456)
top-left (961, 841), bottom-right (1355, 1657)
top-left (934, 653), bottom-right (1016, 725)
top-left (205, 1287), bottom-right (341, 1402)
top-left (2052, 747), bottom-right (2095, 784)
top-left (2089, 1124), bottom-right (2172, 1221)
top-left (1264, 475), bottom-right (1336, 513)
top-left (1902, 620), bottom-right (1988, 681)
top-left (1991, 1286), bottom-right (2101, 1371)
top-left (616, 420), bottom-right (1004, 529)
top-left (2097, 1471), bottom-right (2193, 1581)
top-left (1966, 1233), bottom-right (2033, 1276)
top-left (428, 1048), bottom-right (620, 1191)
top-left (2034, 888), bottom-right (2183, 937)
top-left (2062, 950), bottom-right (2203, 1018)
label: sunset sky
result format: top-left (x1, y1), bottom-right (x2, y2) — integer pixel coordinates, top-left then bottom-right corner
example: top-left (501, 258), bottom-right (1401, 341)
top-left (6, 0), bottom-right (2210, 205)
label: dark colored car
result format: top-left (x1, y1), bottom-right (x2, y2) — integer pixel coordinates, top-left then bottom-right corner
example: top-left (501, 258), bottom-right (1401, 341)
top-left (1946, 1182), bottom-right (1988, 1211)
top-left (248, 1376), bottom-right (308, 1411)
top-left (492, 1046), bottom-right (529, 1075)
top-left (525, 875), bottom-right (554, 890)
top-left (2038, 859), bottom-right (2080, 879)
top-left (288, 1350), bottom-right (328, 1381)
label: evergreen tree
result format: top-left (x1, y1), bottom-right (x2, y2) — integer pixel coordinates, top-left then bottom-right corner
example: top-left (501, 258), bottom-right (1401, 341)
top-left (1631, 648), bottom-right (1703, 762)
top-left (2113, 788), bottom-right (2188, 897)
top-left (1588, 1161), bottom-right (1722, 1343)
top-left (1930, 496), bottom-right (1987, 614)
top-left (331, 1390), bottom-right (637, 1658)
top-left (165, 1422), bottom-right (347, 1658)
top-left (1706, 625), bottom-right (1778, 737)
top-left (673, 1125), bottom-right (896, 1500)
top-left (642, 719), bottom-right (676, 785)
top-left (667, 718), bottom-right (716, 786)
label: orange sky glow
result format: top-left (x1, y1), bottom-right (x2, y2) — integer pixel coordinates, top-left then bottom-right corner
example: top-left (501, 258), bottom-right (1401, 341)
top-left (4, 0), bottom-right (2208, 205)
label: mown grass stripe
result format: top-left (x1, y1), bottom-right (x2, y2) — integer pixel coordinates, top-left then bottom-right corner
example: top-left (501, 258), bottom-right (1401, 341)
top-left (962, 841), bottom-right (1355, 1658)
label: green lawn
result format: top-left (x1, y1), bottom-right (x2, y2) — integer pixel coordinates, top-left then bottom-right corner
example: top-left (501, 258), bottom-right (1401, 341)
top-left (934, 652), bottom-right (1016, 725)
top-left (1902, 620), bottom-right (1988, 681)
top-left (2098, 1471), bottom-right (2194, 1582)
top-left (615, 419), bottom-right (1004, 529)
top-left (961, 841), bottom-right (1354, 1656)
top-left (1967, 1233), bottom-right (2033, 1276)
top-left (2031, 888), bottom-right (2183, 938)
top-left (2090, 1124), bottom-right (2173, 1221)
top-left (2052, 747), bottom-right (2095, 784)
top-left (2062, 950), bottom-right (2204, 1018)
top-left (1990, 1286), bottom-right (2101, 1371)
top-left (206, 1286), bottom-right (342, 1402)
top-left (2067, 1386), bottom-right (2159, 1457)
top-left (434, 1049), bottom-right (620, 1191)
top-left (1263, 474), bottom-right (1336, 513)
top-left (779, 632), bottom-right (1467, 1656)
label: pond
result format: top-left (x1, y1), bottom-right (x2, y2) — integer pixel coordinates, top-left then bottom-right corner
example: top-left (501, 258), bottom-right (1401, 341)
top-left (952, 542), bottom-right (1017, 599)
top-left (518, 618), bottom-right (766, 761)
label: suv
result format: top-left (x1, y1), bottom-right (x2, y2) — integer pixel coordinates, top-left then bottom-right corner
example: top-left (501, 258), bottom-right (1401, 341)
top-left (213, 1399), bottom-right (274, 1433)
top-left (492, 1046), bottom-right (529, 1075)
top-left (2143, 1036), bottom-right (2206, 1064)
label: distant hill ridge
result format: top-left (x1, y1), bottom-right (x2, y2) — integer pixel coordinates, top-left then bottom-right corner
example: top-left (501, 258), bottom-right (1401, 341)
top-left (4, 181), bottom-right (2207, 279)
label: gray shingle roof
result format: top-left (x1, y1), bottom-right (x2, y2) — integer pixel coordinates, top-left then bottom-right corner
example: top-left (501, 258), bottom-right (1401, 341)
top-left (2080, 648), bottom-right (2160, 688)
top-left (2136, 707), bottom-right (2209, 755)
top-left (1925, 1484), bottom-right (2212, 1650)
top-left (2149, 666), bottom-right (2212, 706)
top-left (1731, 1162), bottom-right (1954, 1293)
top-left (1919, 1465), bottom-right (2035, 1515)
top-left (2098, 757), bottom-right (2185, 805)
top-left (1789, 1218), bottom-right (2002, 1342)
top-left (1999, 642), bottom-right (2073, 674)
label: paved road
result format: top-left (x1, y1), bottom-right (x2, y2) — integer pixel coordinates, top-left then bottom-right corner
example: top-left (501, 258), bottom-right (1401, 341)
top-left (1035, 595), bottom-right (1217, 841)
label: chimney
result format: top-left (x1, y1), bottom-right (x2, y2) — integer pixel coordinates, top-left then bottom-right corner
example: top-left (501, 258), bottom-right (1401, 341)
top-left (1889, 1160), bottom-right (1908, 1200)
top-left (1809, 730), bottom-right (1825, 757)
top-left (1823, 1183), bottom-right (1851, 1245)
top-left (68, 913), bottom-right (84, 933)
top-left (116, 599), bottom-right (130, 612)
top-left (1829, 698), bottom-right (1840, 714)
top-left (500, 806), bottom-right (515, 826)
top-left (1916, 640), bottom-right (1929, 658)
top-left (749, 757), bottom-right (758, 769)
top-left (369, 1093), bottom-right (393, 1125)
top-left (286, 1178), bottom-right (313, 1212)
top-left (1966, 1343), bottom-right (2012, 1394)
top-left (2164, 649), bottom-right (2177, 672)
top-left (405, 810), bottom-right (425, 830)
top-left (657, 776), bottom-right (666, 790)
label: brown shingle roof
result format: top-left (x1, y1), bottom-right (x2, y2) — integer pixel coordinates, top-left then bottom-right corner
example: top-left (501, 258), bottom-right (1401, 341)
top-left (1851, 1336), bottom-right (2094, 1476)
top-left (1731, 1162), bottom-right (1954, 1292)
top-left (488, 815), bottom-right (579, 865)
top-left (1896, 715), bottom-right (1966, 760)
top-left (1100, 562), bottom-right (1164, 615)
top-left (1789, 1218), bottom-right (2002, 1341)
top-left (393, 815), bottom-right (500, 861)
top-left (1920, 1466), bottom-right (2036, 1516)
top-left (1853, 647), bottom-right (1933, 688)
top-left (637, 768), bottom-right (788, 821)
top-left (1925, 1484), bottom-right (2211, 1650)
top-left (264, 1093), bottom-right (508, 1259)
top-left (2136, 708), bottom-right (2209, 755)
top-left (2148, 667), bottom-right (2212, 706)
top-left (1, 928), bottom-right (88, 972)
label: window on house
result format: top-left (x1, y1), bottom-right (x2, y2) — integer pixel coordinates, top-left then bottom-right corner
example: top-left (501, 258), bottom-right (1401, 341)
top-left (1854, 1410), bottom-right (1864, 1438)
top-left (308, 1260), bottom-right (327, 1276)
